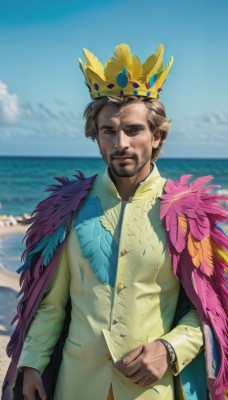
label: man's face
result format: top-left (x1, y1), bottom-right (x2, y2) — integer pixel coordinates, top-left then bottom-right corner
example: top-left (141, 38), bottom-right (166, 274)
top-left (97, 102), bottom-right (161, 179)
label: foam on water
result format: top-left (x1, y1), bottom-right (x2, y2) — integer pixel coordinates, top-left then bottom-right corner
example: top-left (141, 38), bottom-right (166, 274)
top-left (0, 234), bottom-right (25, 273)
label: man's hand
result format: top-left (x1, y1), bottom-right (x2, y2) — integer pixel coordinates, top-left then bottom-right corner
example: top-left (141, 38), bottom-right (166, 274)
top-left (115, 341), bottom-right (169, 387)
top-left (23, 367), bottom-right (47, 400)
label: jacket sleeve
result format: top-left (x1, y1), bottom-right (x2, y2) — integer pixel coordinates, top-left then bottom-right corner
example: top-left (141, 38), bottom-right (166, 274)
top-left (17, 247), bottom-right (70, 374)
top-left (160, 305), bottom-right (204, 375)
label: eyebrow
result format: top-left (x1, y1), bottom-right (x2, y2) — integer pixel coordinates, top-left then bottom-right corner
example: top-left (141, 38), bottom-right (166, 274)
top-left (99, 125), bottom-right (115, 131)
top-left (99, 123), bottom-right (146, 131)
top-left (125, 123), bottom-right (146, 129)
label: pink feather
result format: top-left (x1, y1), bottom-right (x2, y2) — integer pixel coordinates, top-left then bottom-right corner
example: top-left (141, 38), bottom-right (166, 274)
top-left (160, 174), bottom-right (228, 398)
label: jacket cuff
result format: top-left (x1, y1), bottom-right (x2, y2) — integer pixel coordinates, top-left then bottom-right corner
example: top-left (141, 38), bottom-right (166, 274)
top-left (17, 348), bottom-right (50, 375)
top-left (160, 310), bottom-right (204, 376)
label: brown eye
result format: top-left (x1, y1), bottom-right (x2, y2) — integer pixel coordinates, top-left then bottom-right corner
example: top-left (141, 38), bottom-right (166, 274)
top-left (104, 130), bottom-right (115, 135)
top-left (128, 127), bottom-right (141, 135)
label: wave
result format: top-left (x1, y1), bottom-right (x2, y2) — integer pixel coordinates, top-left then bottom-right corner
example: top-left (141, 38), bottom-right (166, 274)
top-left (213, 189), bottom-right (228, 210)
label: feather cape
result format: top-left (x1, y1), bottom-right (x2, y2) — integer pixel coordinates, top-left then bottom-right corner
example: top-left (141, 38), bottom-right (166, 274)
top-left (160, 174), bottom-right (228, 399)
top-left (2, 173), bottom-right (228, 400)
top-left (1, 172), bottom-right (96, 400)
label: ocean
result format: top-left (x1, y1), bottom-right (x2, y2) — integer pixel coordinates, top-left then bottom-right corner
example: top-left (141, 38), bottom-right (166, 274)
top-left (0, 156), bottom-right (228, 273)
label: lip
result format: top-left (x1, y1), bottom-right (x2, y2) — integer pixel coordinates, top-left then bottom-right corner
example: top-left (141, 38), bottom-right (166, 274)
top-left (112, 157), bottom-right (133, 160)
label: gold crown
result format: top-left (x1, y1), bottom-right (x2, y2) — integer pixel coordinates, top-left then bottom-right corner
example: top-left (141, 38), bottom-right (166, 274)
top-left (78, 43), bottom-right (173, 100)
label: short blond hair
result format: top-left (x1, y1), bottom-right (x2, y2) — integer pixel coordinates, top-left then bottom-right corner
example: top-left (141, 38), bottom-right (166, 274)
top-left (84, 96), bottom-right (171, 162)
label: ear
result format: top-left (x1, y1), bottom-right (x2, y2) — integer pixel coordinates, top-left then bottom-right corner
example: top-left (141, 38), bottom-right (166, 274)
top-left (152, 129), bottom-right (162, 148)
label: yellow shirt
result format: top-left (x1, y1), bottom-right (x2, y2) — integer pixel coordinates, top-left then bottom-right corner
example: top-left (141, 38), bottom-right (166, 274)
top-left (18, 165), bottom-right (203, 400)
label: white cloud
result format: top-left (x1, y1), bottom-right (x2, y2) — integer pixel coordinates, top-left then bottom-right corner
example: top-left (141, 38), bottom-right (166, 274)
top-left (0, 81), bottom-right (20, 125)
top-left (0, 83), bottom-right (84, 142)
top-left (0, 83), bottom-right (227, 157)
top-left (201, 111), bottom-right (228, 125)
top-left (170, 111), bottom-right (228, 146)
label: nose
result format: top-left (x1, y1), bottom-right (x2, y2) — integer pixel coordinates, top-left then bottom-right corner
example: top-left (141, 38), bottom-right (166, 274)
top-left (114, 130), bottom-right (129, 151)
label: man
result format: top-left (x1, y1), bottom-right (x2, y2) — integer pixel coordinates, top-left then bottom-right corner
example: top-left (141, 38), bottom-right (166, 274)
top-left (2, 43), bottom-right (227, 400)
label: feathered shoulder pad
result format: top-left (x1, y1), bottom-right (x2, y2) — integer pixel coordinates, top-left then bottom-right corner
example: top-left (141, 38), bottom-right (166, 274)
top-left (160, 174), bottom-right (228, 398)
top-left (19, 172), bottom-right (96, 279)
top-left (160, 174), bottom-right (228, 279)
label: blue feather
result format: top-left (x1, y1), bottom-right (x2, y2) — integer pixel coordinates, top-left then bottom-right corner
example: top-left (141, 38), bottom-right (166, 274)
top-left (17, 224), bottom-right (66, 273)
top-left (42, 224), bottom-right (66, 266)
top-left (75, 196), bottom-right (118, 287)
top-left (215, 223), bottom-right (228, 237)
top-left (149, 73), bottom-right (157, 88)
top-left (116, 67), bottom-right (129, 88)
top-left (17, 260), bottom-right (29, 273)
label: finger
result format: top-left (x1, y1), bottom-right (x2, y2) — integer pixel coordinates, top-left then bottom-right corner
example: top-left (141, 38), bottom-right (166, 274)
top-left (36, 382), bottom-right (47, 400)
top-left (116, 357), bottom-right (141, 376)
top-left (23, 392), bottom-right (35, 400)
top-left (123, 345), bottom-right (143, 365)
top-left (126, 369), bottom-right (145, 383)
top-left (116, 351), bottom-right (145, 377)
top-left (138, 375), bottom-right (157, 387)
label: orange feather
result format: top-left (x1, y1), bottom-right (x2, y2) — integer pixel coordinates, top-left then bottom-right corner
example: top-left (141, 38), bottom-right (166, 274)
top-left (178, 216), bottom-right (188, 235)
top-left (187, 233), bottom-right (214, 276)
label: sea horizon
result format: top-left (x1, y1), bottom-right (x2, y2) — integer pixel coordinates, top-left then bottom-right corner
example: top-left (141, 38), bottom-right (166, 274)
top-left (0, 155), bottom-right (228, 160)
top-left (1, 156), bottom-right (228, 216)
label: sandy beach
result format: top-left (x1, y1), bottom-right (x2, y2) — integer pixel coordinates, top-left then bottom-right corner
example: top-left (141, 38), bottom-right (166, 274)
top-left (0, 224), bottom-right (27, 238)
top-left (0, 269), bottom-right (19, 387)
top-left (0, 225), bottom-right (27, 388)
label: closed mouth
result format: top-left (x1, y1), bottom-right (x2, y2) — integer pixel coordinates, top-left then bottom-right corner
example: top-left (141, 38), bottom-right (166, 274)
top-left (112, 157), bottom-right (133, 160)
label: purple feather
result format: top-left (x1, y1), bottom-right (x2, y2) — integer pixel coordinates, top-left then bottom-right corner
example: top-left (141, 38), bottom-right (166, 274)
top-left (2, 172), bottom-right (96, 400)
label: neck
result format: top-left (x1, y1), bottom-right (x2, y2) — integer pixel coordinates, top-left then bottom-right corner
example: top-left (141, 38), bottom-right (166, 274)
top-left (109, 165), bottom-right (153, 201)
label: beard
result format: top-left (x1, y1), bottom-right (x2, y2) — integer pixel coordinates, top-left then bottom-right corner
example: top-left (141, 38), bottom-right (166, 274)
top-left (108, 149), bottom-right (150, 178)
top-left (109, 162), bottom-right (140, 177)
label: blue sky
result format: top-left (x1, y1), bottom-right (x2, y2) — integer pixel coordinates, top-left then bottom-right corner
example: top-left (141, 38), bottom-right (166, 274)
top-left (0, 0), bottom-right (227, 158)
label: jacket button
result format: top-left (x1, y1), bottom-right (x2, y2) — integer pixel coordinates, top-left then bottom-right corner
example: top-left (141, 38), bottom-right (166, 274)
top-left (117, 283), bottom-right (125, 292)
top-left (120, 249), bottom-right (127, 256)
top-left (112, 319), bottom-right (118, 325)
top-left (105, 354), bottom-right (112, 361)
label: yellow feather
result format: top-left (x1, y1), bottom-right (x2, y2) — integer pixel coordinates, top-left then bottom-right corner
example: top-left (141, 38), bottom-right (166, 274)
top-left (105, 44), bottom-right (133, 81)
top-left (78, 57), bottom-right (86, 77)
top-left (113, 43), bottom-right (132, 69)
top-left (142, 44), bottom-right (164, 81)
top-left (83, 49), bottom-right (106, 80)
top-left (131, 55), bottom-right (143, 82)
top-left (86, 68), bottom-right (106, 86)
top-left (212, 241), bottom-right (228, 264)
top-left (153, 56), bottom-right (174, 90)
top-left (104, 58), bottom-right (117, 82)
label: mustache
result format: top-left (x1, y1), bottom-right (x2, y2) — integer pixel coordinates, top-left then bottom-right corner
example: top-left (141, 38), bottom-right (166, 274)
top-left (110, 150), bottom-right (136, 159)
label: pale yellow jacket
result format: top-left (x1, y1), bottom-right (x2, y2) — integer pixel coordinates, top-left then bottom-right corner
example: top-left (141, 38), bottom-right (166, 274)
top-left (18, 166), bottom-right (203, 400)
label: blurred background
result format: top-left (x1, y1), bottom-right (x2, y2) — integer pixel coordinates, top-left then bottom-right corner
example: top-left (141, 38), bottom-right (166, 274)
top-left (0, 0), bottom-right (228, 158)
